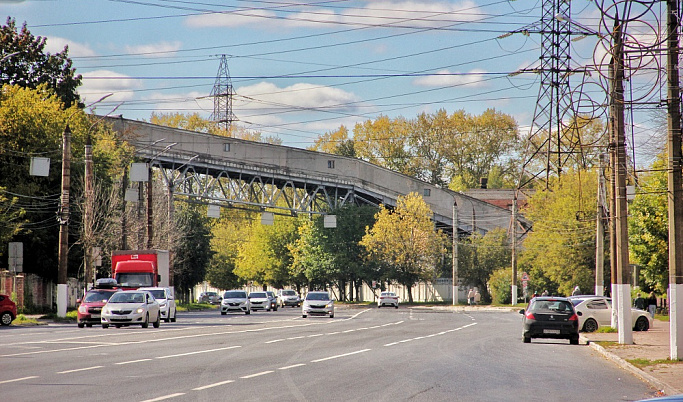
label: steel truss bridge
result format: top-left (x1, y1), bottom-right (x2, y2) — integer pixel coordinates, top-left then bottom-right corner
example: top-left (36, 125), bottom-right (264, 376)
top-left (106, 116), bottom-right (528, 238)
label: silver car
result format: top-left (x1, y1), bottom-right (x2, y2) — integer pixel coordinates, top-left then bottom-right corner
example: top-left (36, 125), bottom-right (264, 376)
top-left (302, 291), bottom-right (334, 318)
top-left (140, 287), bottom-right (176, 323)
top-left (101, 290), bottom-right (161, 329)
top-left (277, 289), bottom-right (300, 307)
top-left (569, 295), bottom-right (652, 332)
top-left (220, 290), bottom-right (250, 315)
top-left (249, 291), bottom-right (271, 311)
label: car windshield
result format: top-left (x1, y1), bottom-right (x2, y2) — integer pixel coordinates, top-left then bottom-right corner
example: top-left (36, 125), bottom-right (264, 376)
top-left (531, 300), bottom-right (573, 313)
top-left (282, 290), bottom-right (296, 296)
top-left (83, 290), bottom-right (116, 303)
top-left (116, 273), bottom-right (154, 287)
top-left (206, 292), bottom-right (217, 297)
top-left (306, 293), bottom-right (330, 301)
top-left (224, 291), bottom-right (246, 298)
top-left (109, 292), bottom-right (145, 303)
top-left (147, 290), bottom-right (166, 299)
top-left (250, 292), bottom-right (267, 298)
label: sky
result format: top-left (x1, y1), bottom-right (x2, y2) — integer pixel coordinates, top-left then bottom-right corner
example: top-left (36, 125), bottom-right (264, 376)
top-left (1, 0), bottom-right (667, 166)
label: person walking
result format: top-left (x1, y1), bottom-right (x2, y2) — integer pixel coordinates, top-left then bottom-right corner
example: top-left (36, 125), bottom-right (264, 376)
top-left (646, 292), bottom-right (657, 318)
top-left (572, 286), bottom-right (581, 296)
top-left (474, 290), bottom-right (481, 305)
top-left (541, 290), bottom-right (549, 296)
top-left (633, 293), bottom-right (646, 310)
top-left (467, 288), bottom-right (475, 305)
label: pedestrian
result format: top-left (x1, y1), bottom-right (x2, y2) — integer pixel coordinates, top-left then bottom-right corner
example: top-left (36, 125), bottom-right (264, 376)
top-left (572, 286), bottom-right (581, 296)
top-left (541, 289), bottom-right (548, 296)
top-left (647, 292), bottom-right (657, 318)
top-left (474, 290), bottom-right (481, 305)
top-left (633, 292), bottom-right (646, 310)
top-left (467, 288), bottom-right (475, 305)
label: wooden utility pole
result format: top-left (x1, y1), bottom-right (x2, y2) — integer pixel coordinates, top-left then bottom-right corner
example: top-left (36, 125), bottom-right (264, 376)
top-left (147, 165), bottom-right (154, 249)
top-left (595, 154), bottom-right (606, 297)
top-left (666, 0), bottom-right (683, 360)
top-left (511, 198), bottom-right (518, 305)
top-left (84, 133), bottom-right (94, 289)
top-left (57, 124), bottom-right (71, 317)
top-left (452, 201), bottom-right (458, 305)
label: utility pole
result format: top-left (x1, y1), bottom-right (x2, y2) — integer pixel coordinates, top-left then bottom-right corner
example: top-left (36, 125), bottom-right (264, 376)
top-left (84, 133), bottom-right (94, 289)
top-left (147, 165), bottom-right (154, 249)
top-left (666, 0), bottom-right (683, 360)
top-left (595, 154), bottom-right (606, 297)
top-left (57, 125), bottom-right (71, 317)
top-left (452, 201), bottom-right (458, 305)
top-left (511, 197), bottom-right (518, 306)
top-left (610, 17), bottom-right (633, 344)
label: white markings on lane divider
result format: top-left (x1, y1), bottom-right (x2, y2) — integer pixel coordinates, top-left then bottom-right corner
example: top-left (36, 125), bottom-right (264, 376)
top-left (310, 348), bottom-right (372, 363)
top-left (264, 320), bottom-right (404, 345)
top-left (140, 393), bottom-right (186, 402)
top-left (0, 376), bottom-right (39, 385)
top-left (156, 345), bottom-right (241, 359)
top-left (383, 322), bottom-right (478, 347)
top-left (240, 370), bottom-right (274, 379)
top-left (278, 363), bottom-right (306, 370)
top-left (192, 380), bottom-right (235, 390)
top-left (115, 358), bottom-right (153, 365)
top-left (56, 366), bottom-right (103, 374)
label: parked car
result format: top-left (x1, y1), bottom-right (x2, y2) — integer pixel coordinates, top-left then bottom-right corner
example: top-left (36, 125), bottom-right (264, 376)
top-left (220, 290), bottom-right (250, 315)
top-left (378, 291), bottom-right (399, 308)
top-left (277, 289), bottom-right (300, 308)
top-left (249, 291), bottom-right (272, 311)
top-left (569, 295), bottom-right (652, 332)
top-left (198, 291), bottom-right (220, 304)
top-left (101, 290), bottom-right (161, 329)
top-left (77, 288), bottom-right (119, 328)
top-left (266, 291), bottom-right (278, 311)
top-left (140, 287), bottom-right (176, 323)
top-left (0, 294), bottom-right (17, 326)
top-left (302, 291), bottom-right (334, 318)
top-left (520, 296), bottom-right (580, 345)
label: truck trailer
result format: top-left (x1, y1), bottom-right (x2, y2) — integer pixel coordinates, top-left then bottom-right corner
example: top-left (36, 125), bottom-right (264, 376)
top-left (111, 250), bottom-right (170, 289)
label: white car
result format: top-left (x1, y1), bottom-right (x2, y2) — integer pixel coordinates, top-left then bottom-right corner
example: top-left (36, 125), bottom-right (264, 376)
top-left (140, 287), bottom-right (176, 323)
top-left (302, 291), bottom-right (334, 318)
top-left (249, 291), bottom-right (272, 311)
top-left (378, 291), bottom-right (399, 308)
top-left (101, 290), bottom-right (161, 329)
top-left (220, 290), bottom-right (250, 315)
top-left (569, 295), bottom-right (652, 332)
top-left (277, 289), bottom-right (300, 308)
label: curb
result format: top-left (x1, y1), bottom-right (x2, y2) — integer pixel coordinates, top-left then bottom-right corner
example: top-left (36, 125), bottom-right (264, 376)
top-left (581, 335), bottom-right (680, 397)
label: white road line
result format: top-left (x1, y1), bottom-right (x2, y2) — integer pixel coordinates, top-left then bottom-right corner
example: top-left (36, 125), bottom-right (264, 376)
top-left (326, 331), bottom-right (340, 335)
top-left (384, 322), bottom-right (478, 347)
top-left (0, 376), bottom-right (39, 385)
top-left (115, 358), bottom-right (153, 365)
top-left (310, 349), bottom-right (371, 363)
top-left (287, 336), bottom-right (306, 340)
top-left (140, 393), bottom-right (185, 402)
top-left (157, 345), bottom-right (240, 359)
top-left (265, 339), bottom-right (285, 344)
top-left (57, 366), bottom-right (103, 374)
top-left (278, 363), bottom-right (306, 370)
top-left (192, 380), bottom-right (234, 390)
top-left (240, 370), bottom-right (274, 379)
top-left (307, 333), bottom-right (323, 338)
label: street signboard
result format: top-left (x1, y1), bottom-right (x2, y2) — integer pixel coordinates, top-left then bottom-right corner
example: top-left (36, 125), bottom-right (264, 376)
top-left (9, 242), bottom-right (23, 273)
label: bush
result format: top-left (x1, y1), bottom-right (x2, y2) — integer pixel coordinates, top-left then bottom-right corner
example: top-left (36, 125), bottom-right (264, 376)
top-left (489, 267), bottom-right (513, 304)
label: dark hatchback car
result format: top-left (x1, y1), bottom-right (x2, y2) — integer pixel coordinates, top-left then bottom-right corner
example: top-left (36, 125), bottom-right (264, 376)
top-left (520, 296), bottom-right (580, 345)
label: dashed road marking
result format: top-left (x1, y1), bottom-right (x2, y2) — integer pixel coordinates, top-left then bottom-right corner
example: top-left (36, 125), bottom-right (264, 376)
top-left (140, 393), bottom-right (185, 402)
top-left (0, 376), bottom-right (39, 385)
top-left (278, 363), bottom-right (306, 370)
top-left (240, 370), bottom-right (274, 379)
top-left (192, 380), bottom-right (234, 390)
top-left (156, 346), bottom-right (240, 359)
top-left (57, 366), bottom-right (103, 374)
top-left (310, 349), bottom-right (371, 363)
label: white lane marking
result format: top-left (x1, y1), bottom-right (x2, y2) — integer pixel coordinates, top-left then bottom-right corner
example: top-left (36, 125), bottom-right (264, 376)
top-left (240, 370), bottom-right (274, 379)
top-left (140, 393), bottom-right (185, 402)
top-left (347, 309), bottom-right (371, 319)
top-left (278, 363), bottom-right (306, 370)
top-left (0, 376), bottom-right (39, 384)
top-left (116, 358), bottom-right (153, 365)
top-left (384, 322), bottom-right (477, 347)
top-left (307, 333), bottom-right (323, 338)
top-left (310, 349), bottom-right (371, 363)
top-left (287, 336), bottom-right (306, 340)
top-left (265, 339), bottom-right (285, 344)
top-left (343, 329), bottom-right (356, 333)
top-left (326, 331), bottom-right (340, 335)
top-left (157, 345), bottom-right (240, 359)
top-left (192, 380), bottom-right (234, 390)
top-left (57, 366), bottom-right (103, 374)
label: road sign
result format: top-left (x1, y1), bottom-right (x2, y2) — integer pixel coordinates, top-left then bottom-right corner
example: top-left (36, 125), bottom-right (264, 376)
top-left (9, 242), bottom-right (23, 273)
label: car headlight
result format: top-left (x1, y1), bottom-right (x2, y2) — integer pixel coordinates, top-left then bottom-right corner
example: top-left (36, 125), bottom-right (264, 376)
top-left (326, 302), bottom-right (334, 308)
top-left (78, 305), bottom-right (88, 314)
top-left (159, 302), bottom-right (166, 308)
top-left (136, 307), bottom-right (144, 314)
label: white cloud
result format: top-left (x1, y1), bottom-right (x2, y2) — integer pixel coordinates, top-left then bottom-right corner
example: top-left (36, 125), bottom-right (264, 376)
top-left (237, 82), bottom-right (361, 112)
top-left (78, 70), bottom-right (143, 103)
top-left (413, 69), bottom-right (488, 87)
top-left (44, 36), bottom-right (96, 57)
top-left (124, 41), bottom-right (182, 57)
top-left (185, 9), bottom-right (278, 28)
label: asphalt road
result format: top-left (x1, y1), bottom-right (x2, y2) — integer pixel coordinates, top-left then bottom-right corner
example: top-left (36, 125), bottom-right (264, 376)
top-left (0, 305), bottom-right (659, 401)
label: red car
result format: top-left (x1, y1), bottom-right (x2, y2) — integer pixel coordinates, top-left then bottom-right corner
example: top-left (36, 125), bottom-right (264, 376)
top-left (0, 294), bottom-right (17, 326)
top-left (77, 288), bottom-right (119, 328)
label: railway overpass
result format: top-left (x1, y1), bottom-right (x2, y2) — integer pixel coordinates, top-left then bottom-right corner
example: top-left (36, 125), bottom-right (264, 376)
top-left (105, 116), bottom-right (529, 238)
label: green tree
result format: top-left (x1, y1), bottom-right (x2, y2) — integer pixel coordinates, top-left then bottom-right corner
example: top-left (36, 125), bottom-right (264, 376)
top-left (1, 17), bottom-right (82, 107)
top-left (629, 153), bottom-right (669, 294)
top-left (488, 267), bottom-right (515, 304)
top-left (353, 115), bottom-right (417, 176)
top-left (361, 193), bottom-right (446, 302)
top-left (172, 203), bottom-right (212, 302)
top-left (459, 228), bottom-right (511, 303)
top-left (518, 169), bottom-right (597, 296)
top-left (206, 209), bottom-right (251, 291)
top-left (308, 125), bottom-right (355, 157)
top-left (289, 218), bottom-right (335, 291)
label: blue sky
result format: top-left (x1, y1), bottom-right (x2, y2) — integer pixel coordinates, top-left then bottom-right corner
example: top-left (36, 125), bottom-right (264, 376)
top-left (2, 0), bottom-right (665, 165)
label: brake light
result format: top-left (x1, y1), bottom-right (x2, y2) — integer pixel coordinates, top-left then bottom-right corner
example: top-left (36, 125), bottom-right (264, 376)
top-left (569, 313), bottom-right (578, 321)
top-left (525, 311), bottom-right (535, 319)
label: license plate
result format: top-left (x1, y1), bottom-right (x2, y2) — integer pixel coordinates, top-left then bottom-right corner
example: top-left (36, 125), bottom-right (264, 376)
top-left (543, 329), bottom-right (561, 334)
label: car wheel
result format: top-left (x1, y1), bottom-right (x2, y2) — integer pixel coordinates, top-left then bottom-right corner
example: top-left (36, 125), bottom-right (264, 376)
top-left (330, 313), bottom-right (334, 318)
top-left (102, 324), bottom-right (109, 329)
top-left (221, 311), bottom-right (227, 315)
top-left (266, 307), bottom-right (271, 312)
top-left (378, 304), bottom-right (381, 308)
top-left (115, 324), bottom-right (122, 328)
top-left (1, 312), bottom-right (13, 326)
top-left (78, 322), bottom-right (85, 328)
top-left (634, 316), bottom-right (650, 331)
top-left (570, 336), bottom-right (580, 345)
top-left (245, 310), bottom-right (250, 315)
top-left (523, 336), bottom-right (531, 343)
top-left (153, 312), bottom-right (161, 328)
top-left (302, 314), bottom-right (307, 318)
top-left (583, 318), bottom-right (599, 333)
top-left (164, 311), bottom-right (170, 323)
top-left (86, 324), bottom-right (93, 328)
top-left (141, 313), bottom-right (149, 328)
top-left (395, 305), bottom-right (399, 309)
top-left (171, 310), bottom-right (176, 322)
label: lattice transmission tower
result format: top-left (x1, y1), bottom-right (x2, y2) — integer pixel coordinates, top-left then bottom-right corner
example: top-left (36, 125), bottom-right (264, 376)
top-left (210, 54), bottom-right (237, 131)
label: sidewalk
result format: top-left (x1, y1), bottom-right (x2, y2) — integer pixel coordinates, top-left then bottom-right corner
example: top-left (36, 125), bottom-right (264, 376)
top-left (580, 320), bottom-right (683, 397)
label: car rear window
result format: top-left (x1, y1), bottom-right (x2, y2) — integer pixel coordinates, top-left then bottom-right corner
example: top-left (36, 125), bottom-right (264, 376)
top-left (530, 300), bottom-right (573, 313)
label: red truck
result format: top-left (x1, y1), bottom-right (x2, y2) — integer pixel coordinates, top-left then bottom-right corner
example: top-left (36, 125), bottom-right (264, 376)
top-left (112, 250), bottom-right (170, 290)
